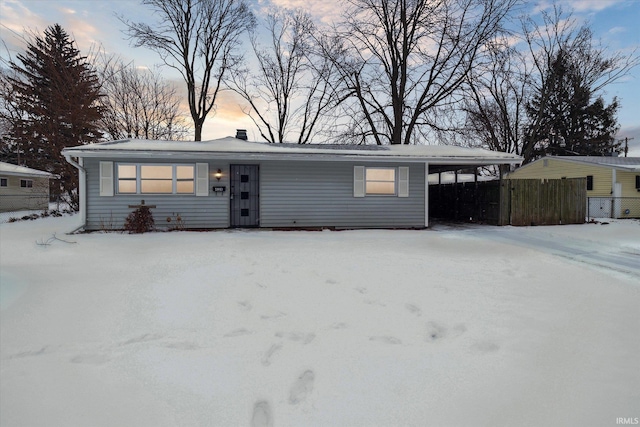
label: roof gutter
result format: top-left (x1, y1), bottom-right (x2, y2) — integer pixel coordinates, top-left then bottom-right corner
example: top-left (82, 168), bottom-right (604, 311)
top-left (60, 148), bottom-right (522, 165)
top-left (63, 152), bottom-right (86, 234)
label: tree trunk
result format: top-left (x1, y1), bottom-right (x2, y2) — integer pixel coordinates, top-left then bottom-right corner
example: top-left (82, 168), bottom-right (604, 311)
top-left (194, 121), bottom-right (203, 141)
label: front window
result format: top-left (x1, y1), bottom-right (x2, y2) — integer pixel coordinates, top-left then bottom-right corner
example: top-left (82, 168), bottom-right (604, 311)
top-left (141, 165), bottom-right (173, 193)
top-left (20, 179), bottom-right (33, 188)
top-left (118, 165), bottom-right (137, 194)
top-left (366, 168), bottom-right (396, 195)
top-left (0, 178), bottom-right (7, 187)
top-left (117, 164), bottom-right (195, 195)
top-left (176, 166), bottom-right (195, 193)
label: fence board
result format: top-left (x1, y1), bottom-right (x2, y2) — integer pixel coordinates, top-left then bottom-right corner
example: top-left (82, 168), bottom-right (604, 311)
top-left (430, 177), bottom-right (586, 226)
top-left (504, 178), bottom-right (586, 226)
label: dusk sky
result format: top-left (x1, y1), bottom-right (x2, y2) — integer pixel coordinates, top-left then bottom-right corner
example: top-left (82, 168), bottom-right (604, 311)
top-left (1, 0), bottom-right (639, 149)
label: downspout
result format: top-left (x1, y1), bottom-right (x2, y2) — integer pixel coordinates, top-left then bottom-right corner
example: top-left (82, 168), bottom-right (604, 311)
top-left (63, 153), bottom-right (86, 233)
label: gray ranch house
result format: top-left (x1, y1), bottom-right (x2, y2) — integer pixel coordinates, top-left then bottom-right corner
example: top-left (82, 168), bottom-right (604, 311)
top-left (62, 135), bottom-right (521, 231)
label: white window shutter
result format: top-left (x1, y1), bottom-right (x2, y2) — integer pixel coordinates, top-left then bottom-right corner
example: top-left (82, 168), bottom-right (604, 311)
top-left (354, 166), bottom-right (365, 197)
top-left (99, 161), bottom-right (113, 196)
top-left (398, 166), bottom-right (409, 197)
top-left (196, 163), bottom-right (209, 196)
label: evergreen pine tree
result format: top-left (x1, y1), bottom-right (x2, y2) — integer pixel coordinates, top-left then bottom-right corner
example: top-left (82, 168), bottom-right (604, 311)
top-left (9, 24), bottom-right (102, 209)
top-left (525, 49), bottom-right (620, 161)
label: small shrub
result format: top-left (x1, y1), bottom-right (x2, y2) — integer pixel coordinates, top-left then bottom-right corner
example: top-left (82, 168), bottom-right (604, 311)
top-left (166, 212), bottom-right (185, 231)
top-left (124, 205), bottom-right (155, 234)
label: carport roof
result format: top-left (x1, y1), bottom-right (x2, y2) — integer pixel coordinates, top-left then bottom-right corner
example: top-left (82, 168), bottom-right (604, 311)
top-left (62, 137), bottom-right (522, 169)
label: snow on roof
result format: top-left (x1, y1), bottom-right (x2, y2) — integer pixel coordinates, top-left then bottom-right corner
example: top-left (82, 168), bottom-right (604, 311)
top-left (62, 137), bottom-right (522, 164)
top-left (546, 156), bottom-right (640, 172)
top-left (0, 161), bottom-right (55, 178)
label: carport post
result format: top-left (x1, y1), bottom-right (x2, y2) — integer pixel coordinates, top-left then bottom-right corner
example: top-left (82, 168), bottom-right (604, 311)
top-left (425, 162), bottom-right (429, 228)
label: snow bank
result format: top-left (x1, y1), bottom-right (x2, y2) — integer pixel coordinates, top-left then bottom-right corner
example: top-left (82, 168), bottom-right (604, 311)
top-left (1, 216), bottom-right (638, 426)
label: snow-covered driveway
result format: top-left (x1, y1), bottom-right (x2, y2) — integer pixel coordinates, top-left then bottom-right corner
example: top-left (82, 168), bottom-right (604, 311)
top-left (1, 216), bottom-right (639, 427)
top-left (432, 219), bottom-right (640, 278)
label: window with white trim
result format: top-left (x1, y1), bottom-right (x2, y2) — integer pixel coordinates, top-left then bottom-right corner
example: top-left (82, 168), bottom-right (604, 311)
top-left (117, 164), bottom-right (137, 194)
top-left (20, 179), bottom-right (33, 188)
top-left (116, 164), bottom-right (195, 194)
top-left (0, 178), bottom-right (7, 187)
top-left (353, 166), bottom-right (409, 197)
top-left (366, 168), bottom-right (396, 195)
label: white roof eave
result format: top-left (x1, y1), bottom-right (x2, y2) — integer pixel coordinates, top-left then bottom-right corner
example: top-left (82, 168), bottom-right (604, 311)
top-left (61, 148), bottom-right (522, 165)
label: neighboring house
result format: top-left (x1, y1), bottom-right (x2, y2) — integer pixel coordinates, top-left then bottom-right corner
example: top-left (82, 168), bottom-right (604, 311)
top-left (61, 135), bottom-right (521, 231)
top-left (0, 161), bottom-right (55, 213)
top-left (507, 156), bottom-right (640, 218)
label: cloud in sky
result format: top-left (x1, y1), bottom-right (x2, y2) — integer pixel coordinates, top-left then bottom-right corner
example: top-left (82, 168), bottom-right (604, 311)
top-left (268, 0), bottom-right (343, 23)
top-left (608, 26), bottom-right (627, 35)
top-left (0, 0), bottom-right (47, 55)
top-left (565, 0), bottom-right (625, 12)
top-left (1, 0), bottom-right (637, 141)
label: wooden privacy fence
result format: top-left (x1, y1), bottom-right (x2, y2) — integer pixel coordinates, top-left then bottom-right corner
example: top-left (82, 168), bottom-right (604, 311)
top-left (429, 177), bottom-right (586, 226)
top-left (499, 178), bottom-right (586, 226)
top-left (429, 181), bottom-right (502, 224)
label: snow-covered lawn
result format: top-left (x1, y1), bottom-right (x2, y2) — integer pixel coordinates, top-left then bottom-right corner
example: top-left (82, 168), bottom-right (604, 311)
top-left (1, 216), bottom-right (639, 427)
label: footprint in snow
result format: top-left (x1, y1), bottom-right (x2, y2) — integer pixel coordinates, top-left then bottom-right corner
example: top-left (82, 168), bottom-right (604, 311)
top-left (275, 331), bottom-right (315, 344)
top-left (289, 370), bottom-right (315, 404)
top-left (251, 400), bottom-right (273, 427)
top-left (121, 333), bottom-right (164, 346)
top-left (425, 322), bottom-right (466, 342)
top-left (425, 321), bottom-right (447, 341)
top-left (224, 328), bottom-right (253, 338)
top-left (260, 312), bottom-right (287, 320)
top-left (405, 303), bottom-right (422, 316)
top-left (261, 343), bottom-right (282, 366)
top-left (9, 346), bottom-right (49, 359)
top-left (237, 300), bottom-right (252, 311)
top-left (369, 336), bottom-right (402, 345)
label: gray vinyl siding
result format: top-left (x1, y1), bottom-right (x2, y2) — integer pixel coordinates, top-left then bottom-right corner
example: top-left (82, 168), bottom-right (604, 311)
top-left (83, 158), bottom-right (425, 230)
top-left (260, 161), bottom-right (425, 228)
top-left (84, 158), bottom-right (230, 230)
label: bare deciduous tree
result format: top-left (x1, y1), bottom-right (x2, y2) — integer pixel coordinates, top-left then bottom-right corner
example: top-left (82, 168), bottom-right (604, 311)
top-left (461, 35), bottom-right (529, 158)
top-left (0, 67), bottom-right (26, 164)
top-left (123, 0), bottom-right (255, 141)
top-left (98, 58), bottom-right (190, 141)
top-left (229, 8), bottom-right (339, 144)
top-left (326, 0), bottom-right (517, 145)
